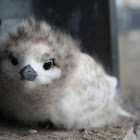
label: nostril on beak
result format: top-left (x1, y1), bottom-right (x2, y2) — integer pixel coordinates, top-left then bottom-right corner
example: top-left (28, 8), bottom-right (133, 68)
top-left (19, 65), bottom-right (38, 81)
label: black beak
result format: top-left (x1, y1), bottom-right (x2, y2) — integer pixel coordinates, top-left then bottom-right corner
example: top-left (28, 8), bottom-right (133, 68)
top-left (19, 65), bottom-right (38, 81)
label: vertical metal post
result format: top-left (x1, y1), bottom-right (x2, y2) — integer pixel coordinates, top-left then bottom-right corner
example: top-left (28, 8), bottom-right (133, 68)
top-left (109, 0), bottom-right (119, 79)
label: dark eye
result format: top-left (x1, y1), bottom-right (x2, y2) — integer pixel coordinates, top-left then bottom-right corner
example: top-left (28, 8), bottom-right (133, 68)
top-left (43, 59), bottom-right (54, 70)
top-left (9, 54), bottom-right (18, 65)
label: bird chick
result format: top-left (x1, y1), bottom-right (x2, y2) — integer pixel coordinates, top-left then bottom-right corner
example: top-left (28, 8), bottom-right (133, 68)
top-left (0, 19), bottom-right (128, 129)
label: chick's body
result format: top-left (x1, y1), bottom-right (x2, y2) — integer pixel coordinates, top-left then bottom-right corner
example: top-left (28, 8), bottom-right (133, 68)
top-left (0, 19), bottom-right (119, 129)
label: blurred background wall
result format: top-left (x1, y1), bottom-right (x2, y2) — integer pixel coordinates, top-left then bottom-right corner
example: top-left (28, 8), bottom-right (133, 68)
top-left (116, 0), bottom-right (140, 114)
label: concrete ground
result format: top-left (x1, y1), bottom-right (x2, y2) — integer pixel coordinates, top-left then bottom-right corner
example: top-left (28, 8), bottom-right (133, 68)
top-left (0, 32), bottom-right (140, 139)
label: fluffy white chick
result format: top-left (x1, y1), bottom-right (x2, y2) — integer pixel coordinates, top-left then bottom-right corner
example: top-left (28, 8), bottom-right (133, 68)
top-left (0, 19), bottom-right (128, 129)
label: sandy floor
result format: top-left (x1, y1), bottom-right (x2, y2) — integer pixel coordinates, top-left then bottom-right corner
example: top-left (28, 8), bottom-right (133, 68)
top-left (0, 119), bottom-right (135, 140)
top-left (0, 32), bottom-right (140, 139)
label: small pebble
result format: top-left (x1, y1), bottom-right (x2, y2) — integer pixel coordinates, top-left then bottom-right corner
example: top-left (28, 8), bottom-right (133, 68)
top-left (79, 128), bottom-right (85, 132)
top-left (28, 129), bottom-right (38, 135)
